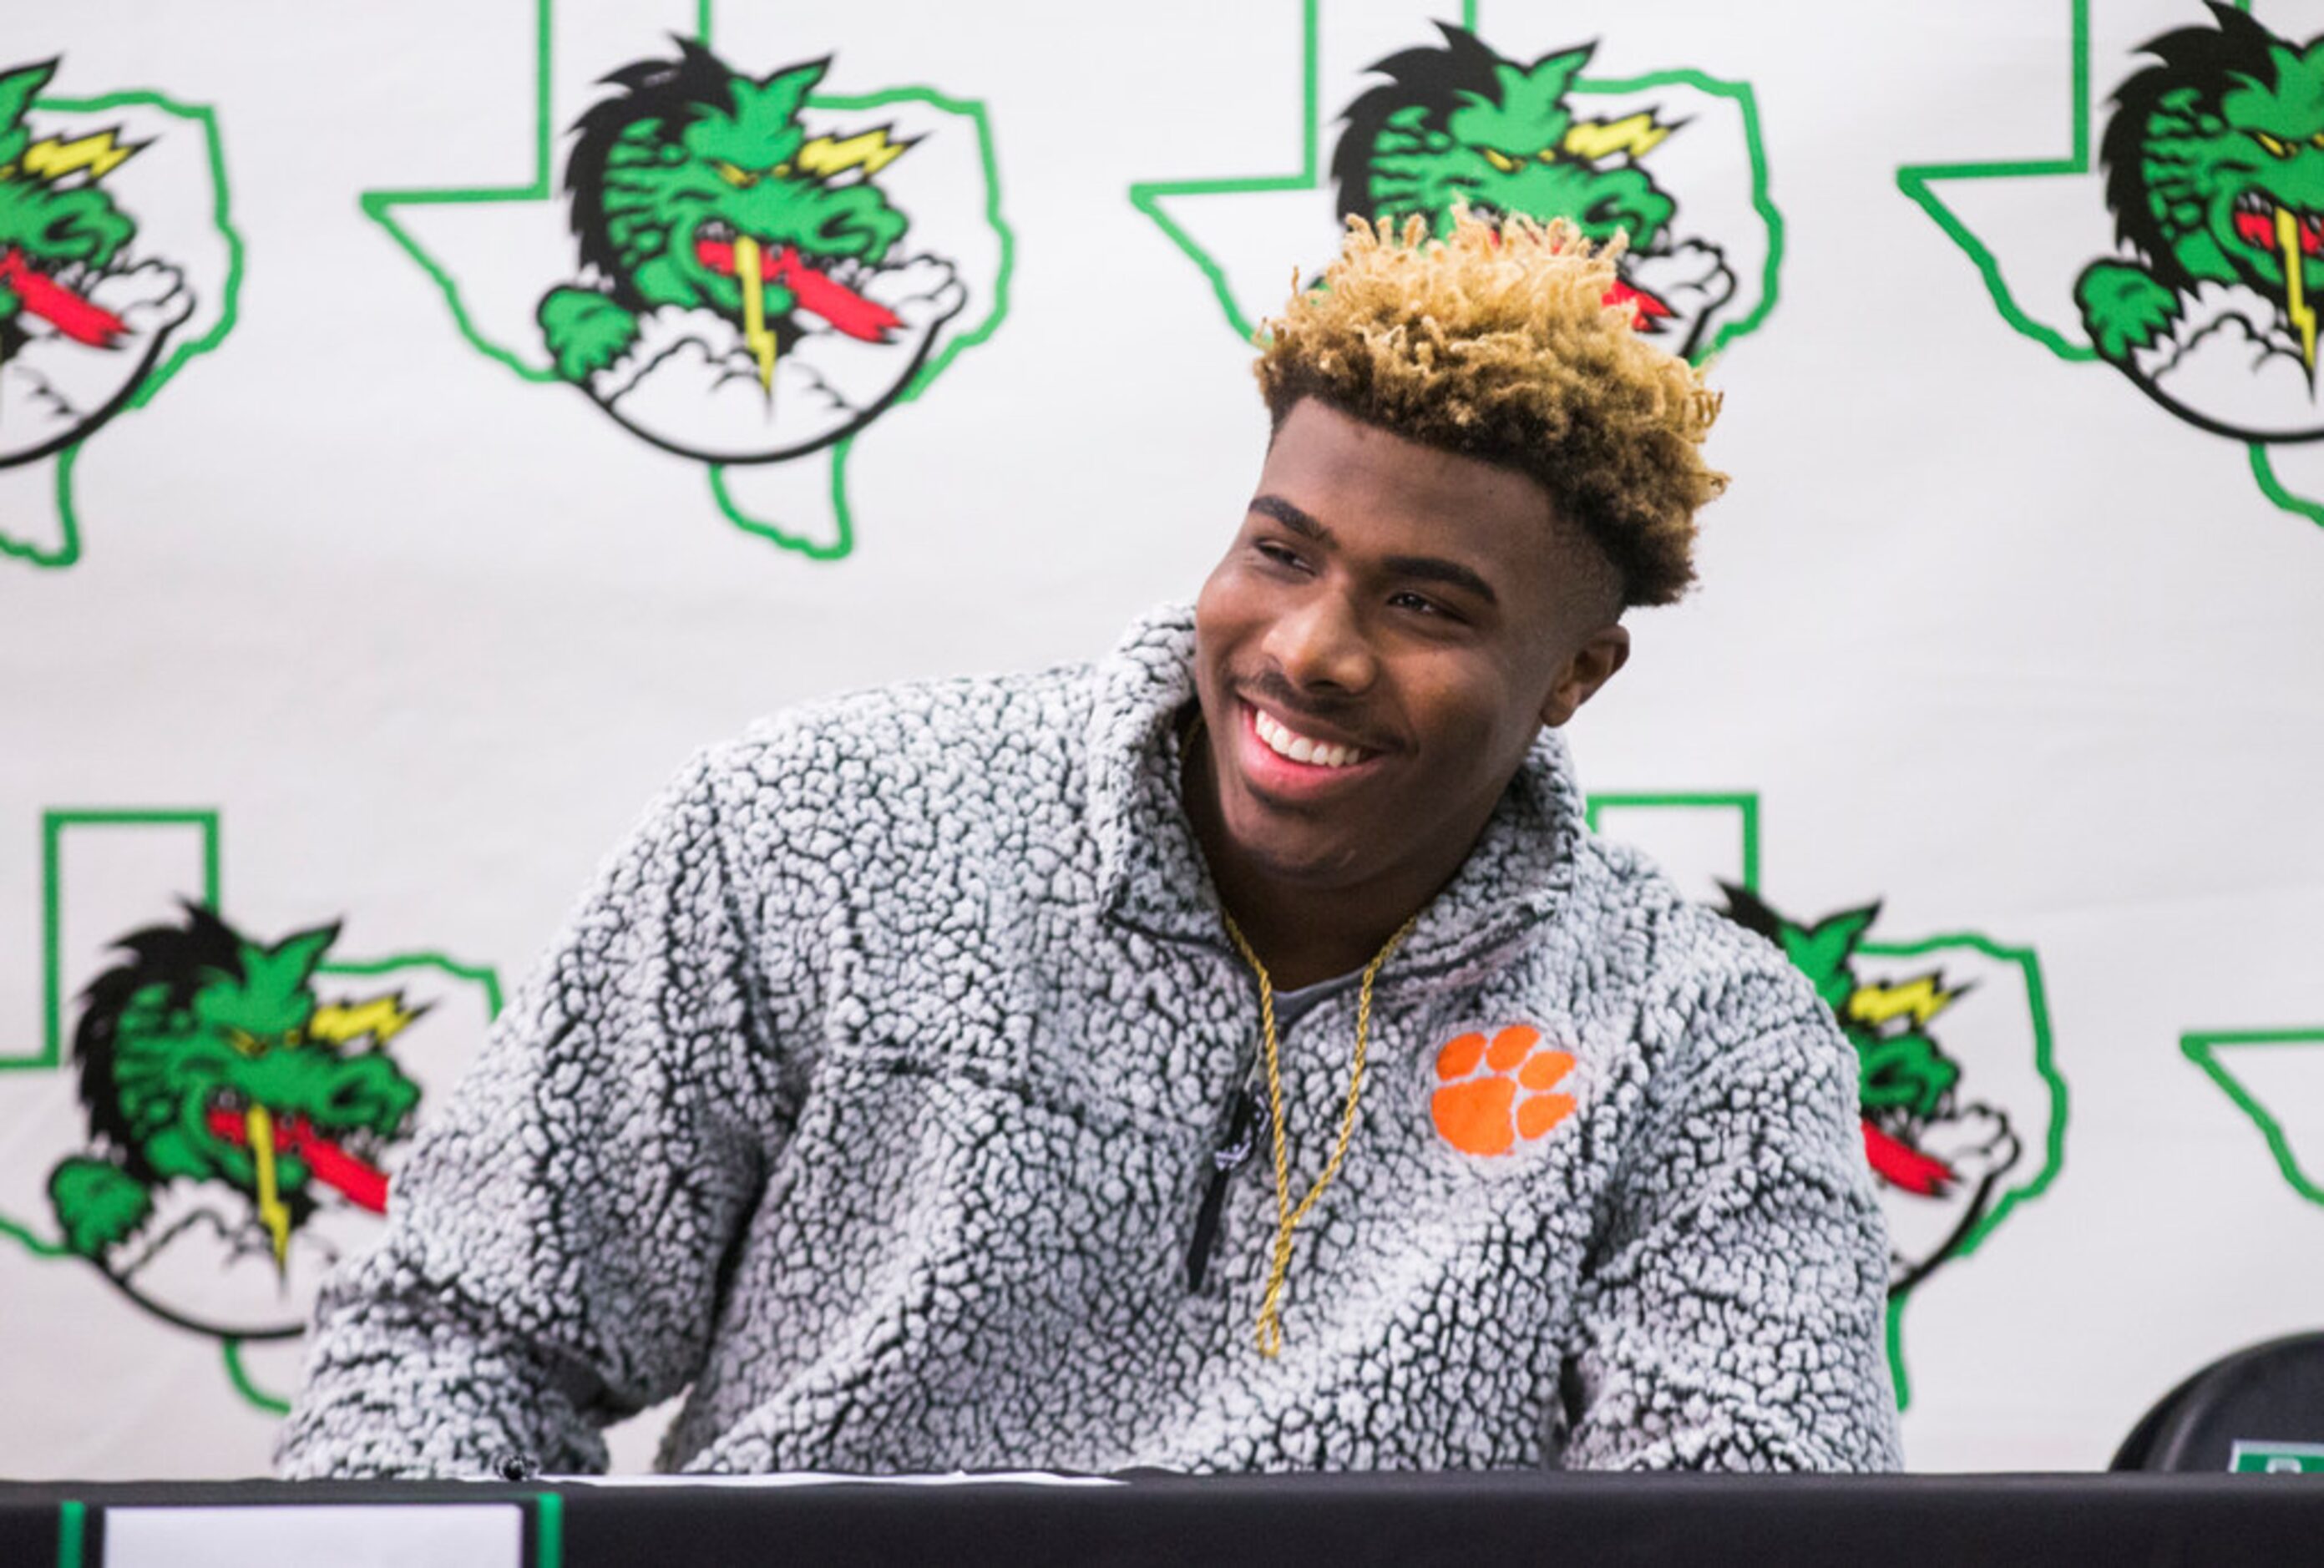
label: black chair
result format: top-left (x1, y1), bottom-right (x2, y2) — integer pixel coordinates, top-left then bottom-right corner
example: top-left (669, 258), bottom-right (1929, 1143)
top-left (2113, 1332), bottom-right (2324, 1470)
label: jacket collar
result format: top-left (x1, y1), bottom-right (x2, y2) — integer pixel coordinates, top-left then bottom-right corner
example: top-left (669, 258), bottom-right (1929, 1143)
top-left (1087, 604), bottom-right (1589, 982)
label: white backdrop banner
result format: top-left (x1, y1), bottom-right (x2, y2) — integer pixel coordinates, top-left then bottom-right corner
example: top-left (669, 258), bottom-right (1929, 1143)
top-left (3, 0), bottom-right (2322, 1477)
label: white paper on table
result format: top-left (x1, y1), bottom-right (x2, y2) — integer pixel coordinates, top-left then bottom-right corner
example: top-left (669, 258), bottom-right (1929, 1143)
top-left (103, 1503), bottom-right (524, 1567)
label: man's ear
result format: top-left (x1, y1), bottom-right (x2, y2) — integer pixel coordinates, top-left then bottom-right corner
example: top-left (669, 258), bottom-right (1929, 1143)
top-left (1538, 624), bottom-right (1631, 728)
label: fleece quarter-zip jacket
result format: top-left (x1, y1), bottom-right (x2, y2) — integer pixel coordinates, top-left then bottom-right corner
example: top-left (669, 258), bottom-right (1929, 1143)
top-left (276, 605), bottom-right (1902, 1478)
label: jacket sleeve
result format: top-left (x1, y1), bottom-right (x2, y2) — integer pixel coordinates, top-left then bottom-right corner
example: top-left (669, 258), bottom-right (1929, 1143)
top-left (276, 751), bottom-right (783, 1478)
top-left (1561, 972), bottom-right (1903, 1472)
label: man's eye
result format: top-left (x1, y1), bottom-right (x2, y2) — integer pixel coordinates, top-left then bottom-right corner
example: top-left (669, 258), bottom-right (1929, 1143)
top-left (1254, 540), bottom-right (1305, 569)
top-left (1390, 591), bottom-right (1451, 619)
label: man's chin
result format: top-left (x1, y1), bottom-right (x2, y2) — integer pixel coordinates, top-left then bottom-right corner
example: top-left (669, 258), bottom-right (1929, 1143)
top-left (1214, 811), bottom-right (1379, 892)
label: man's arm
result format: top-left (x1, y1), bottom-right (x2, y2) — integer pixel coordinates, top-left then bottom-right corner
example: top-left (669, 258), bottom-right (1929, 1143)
top-left (1562, 974), bottom-right (1902, 1471)
top-left (276, 752), bottom-right (783, 1478)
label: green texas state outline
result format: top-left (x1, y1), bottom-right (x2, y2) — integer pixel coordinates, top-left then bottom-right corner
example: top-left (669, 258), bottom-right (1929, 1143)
top-left (2184, 1027), bottom-right (2324, 1207)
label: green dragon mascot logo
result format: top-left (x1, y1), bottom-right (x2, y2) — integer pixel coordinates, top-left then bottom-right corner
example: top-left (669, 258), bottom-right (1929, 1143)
top-left (0, 57), bottom-right (236, 568)
top-left (1723, 888), bottom-right (2044, 1297)
top-left (541, 40), bottom-right (965, 463)
top-left (1130, 11), bottom-right (1777, 365)
top-left (2078, 3), bottom-right (2324, 438)
top-left (46, 906), bottom-right (422, 1337)
top-left (1330, 25), bottom-right (1734, 355)
top-left (364, 18), bottom-right (1006, 557)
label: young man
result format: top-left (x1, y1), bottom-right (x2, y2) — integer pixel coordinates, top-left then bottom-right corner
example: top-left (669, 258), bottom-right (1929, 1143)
top-left (278, 213), bottom-right (1900, 1477)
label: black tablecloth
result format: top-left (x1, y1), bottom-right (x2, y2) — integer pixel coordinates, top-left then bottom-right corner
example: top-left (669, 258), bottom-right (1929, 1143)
top-left (7, 1471), bottom-right (2324, 1565)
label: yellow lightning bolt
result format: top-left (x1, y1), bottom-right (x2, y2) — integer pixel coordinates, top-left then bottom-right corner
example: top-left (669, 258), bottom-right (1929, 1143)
top-left (309, 993), bottom-right (424, 1048)
top-left (1846, 974), bottom-right (1964, 1029)
top-left (2279, 206), bottom-right (2318, 372)
top-left (247, 1105), bottom-right (292, 1268)
top-left (794, 128), bottom-right (913, 180)
top-left (1562, 112), bottom-right (1674, 163)
top-left (733, 234), bottom-right (777, 391)
top-left (20, 129), bottom-right (140, 183)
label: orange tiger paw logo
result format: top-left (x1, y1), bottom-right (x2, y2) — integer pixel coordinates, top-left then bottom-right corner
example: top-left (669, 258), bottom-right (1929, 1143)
top-left (1430, 1024), bottom-right (1576, 1156)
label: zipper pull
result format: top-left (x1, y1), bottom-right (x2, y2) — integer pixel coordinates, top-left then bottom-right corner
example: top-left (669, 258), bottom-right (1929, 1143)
top-left (1186, 1089), bottom-right (1258, 1292)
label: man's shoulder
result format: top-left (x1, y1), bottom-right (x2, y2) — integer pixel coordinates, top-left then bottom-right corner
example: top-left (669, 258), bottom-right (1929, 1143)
top-left (1572, 832), bottom-right (1834, 1047)
top-left (691, 659), bottom-right (1105, 820)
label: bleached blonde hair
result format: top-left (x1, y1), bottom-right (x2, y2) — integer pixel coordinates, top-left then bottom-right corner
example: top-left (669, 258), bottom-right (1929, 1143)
top-left (1253, 208), bottom-right (1726, 606)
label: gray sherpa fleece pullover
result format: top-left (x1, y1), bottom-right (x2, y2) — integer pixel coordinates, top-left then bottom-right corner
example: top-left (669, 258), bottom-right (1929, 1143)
top-left (276, 605), bottom-right (1901, 1478)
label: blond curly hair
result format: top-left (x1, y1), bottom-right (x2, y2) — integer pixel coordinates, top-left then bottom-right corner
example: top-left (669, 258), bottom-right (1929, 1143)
top-left (1253, 209), bottom-right (1725, 607)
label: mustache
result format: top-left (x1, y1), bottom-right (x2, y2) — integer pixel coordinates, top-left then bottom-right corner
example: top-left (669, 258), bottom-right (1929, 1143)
top-left (1232, 669), bottom-right (1386, 748)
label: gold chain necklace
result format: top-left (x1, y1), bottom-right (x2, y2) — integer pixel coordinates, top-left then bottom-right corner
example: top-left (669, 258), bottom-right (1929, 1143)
top-left (1218, 904), bottom-right (1419, 1358)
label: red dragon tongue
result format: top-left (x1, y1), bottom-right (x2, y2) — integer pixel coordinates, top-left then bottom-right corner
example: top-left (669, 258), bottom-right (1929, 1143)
top-left (693, 238), bottom-right (783, 281)
top-left (1602, 279), bottom-right (1673, 330)
top-left (205, 1107), bottom-right (392, 1215)
top-left (1862, 1118), bottom-right (1957, 1197)
top-left (2233, 207), bottom-right (2324, 256)
top-left (768, 245), bottom-right (903, 341)
top-left (0, 246), bottom-right (129, 346)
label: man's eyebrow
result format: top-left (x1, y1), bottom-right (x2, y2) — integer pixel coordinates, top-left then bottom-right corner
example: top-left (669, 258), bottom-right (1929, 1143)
top-left (1248, 494), bottom-right (1329, 540)
top-left (1383, 554), bottom-right (1499, 607)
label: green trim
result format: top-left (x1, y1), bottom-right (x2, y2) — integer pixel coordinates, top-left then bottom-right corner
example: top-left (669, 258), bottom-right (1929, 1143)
top-left (1582, 791), bottom-right (1759, 892)
top-left (58, 1500), bottom-right (84, 1568)
top-left (355, 0), bottom-right (558, 384)
top-left (321, 952), bottom-right (507, 1019)
top-left (1571, 68), bottom-right (1784, 362)
top-left (1884, 1304), bottom-right (1910, 1410)
top-left (0, 448), bottom-right (83, 569)
top-left (221, 1337), bottom-right (290, 1415)
top-left (710, 444), bottom-right (853, 561)
top-left (1126, 0), bottom-right (1323, 341)
top-left (2184, 1028), bottom-right (2324, 1206)
top-left (0, 1212), bottom-right (68, 1261)
top-left (2249, 444), bottom-right (2324, 528)
top-left (26, 811), bottom-right (220, 1071)
top-left (1893, 0), bottom-right (2097, 365)
top-left (535, 1491), bottom-right (565, 1568)
top-left (1862, 931), bottom-right (2065, 1408)
top-left (3, 89), bottom-right (245, 569)
top-left (814, 86), bottom-right (1015, 405)
top-left (1127, 1), bottom-right (1780, 362)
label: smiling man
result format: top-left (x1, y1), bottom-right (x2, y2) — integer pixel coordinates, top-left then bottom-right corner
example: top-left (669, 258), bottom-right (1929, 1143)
top-left (279, 212), bottom-right (1900, 1479)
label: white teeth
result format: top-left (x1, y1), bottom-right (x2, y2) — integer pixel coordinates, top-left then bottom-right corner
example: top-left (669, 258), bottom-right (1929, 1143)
top-left (1253, 708), bottom-right (1365, 769)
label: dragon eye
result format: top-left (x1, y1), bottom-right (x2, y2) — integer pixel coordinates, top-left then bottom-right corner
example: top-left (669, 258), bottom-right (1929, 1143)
top-left (771, 161), bottom-right (793, 179)
top-left (1480, 148), bottom-right (1521, 174)
top-left (1537, 147), bottom-right (1558, 164)
top-left (2256, 131), bottom-right (2293, 159)
top-left (715, 160), bottom-right (758, 187)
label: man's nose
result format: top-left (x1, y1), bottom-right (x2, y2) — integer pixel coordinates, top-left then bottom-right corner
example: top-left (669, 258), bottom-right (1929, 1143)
top-left (1266, 590), bottom-right (1378, 694)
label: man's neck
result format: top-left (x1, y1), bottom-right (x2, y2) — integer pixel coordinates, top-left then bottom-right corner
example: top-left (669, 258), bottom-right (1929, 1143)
top-left (1180, 717), bottom-right (1485, 990)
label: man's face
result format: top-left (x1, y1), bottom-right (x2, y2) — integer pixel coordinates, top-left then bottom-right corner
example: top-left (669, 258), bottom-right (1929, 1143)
top-left (1191, 397), bottom-right (1629, 896)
